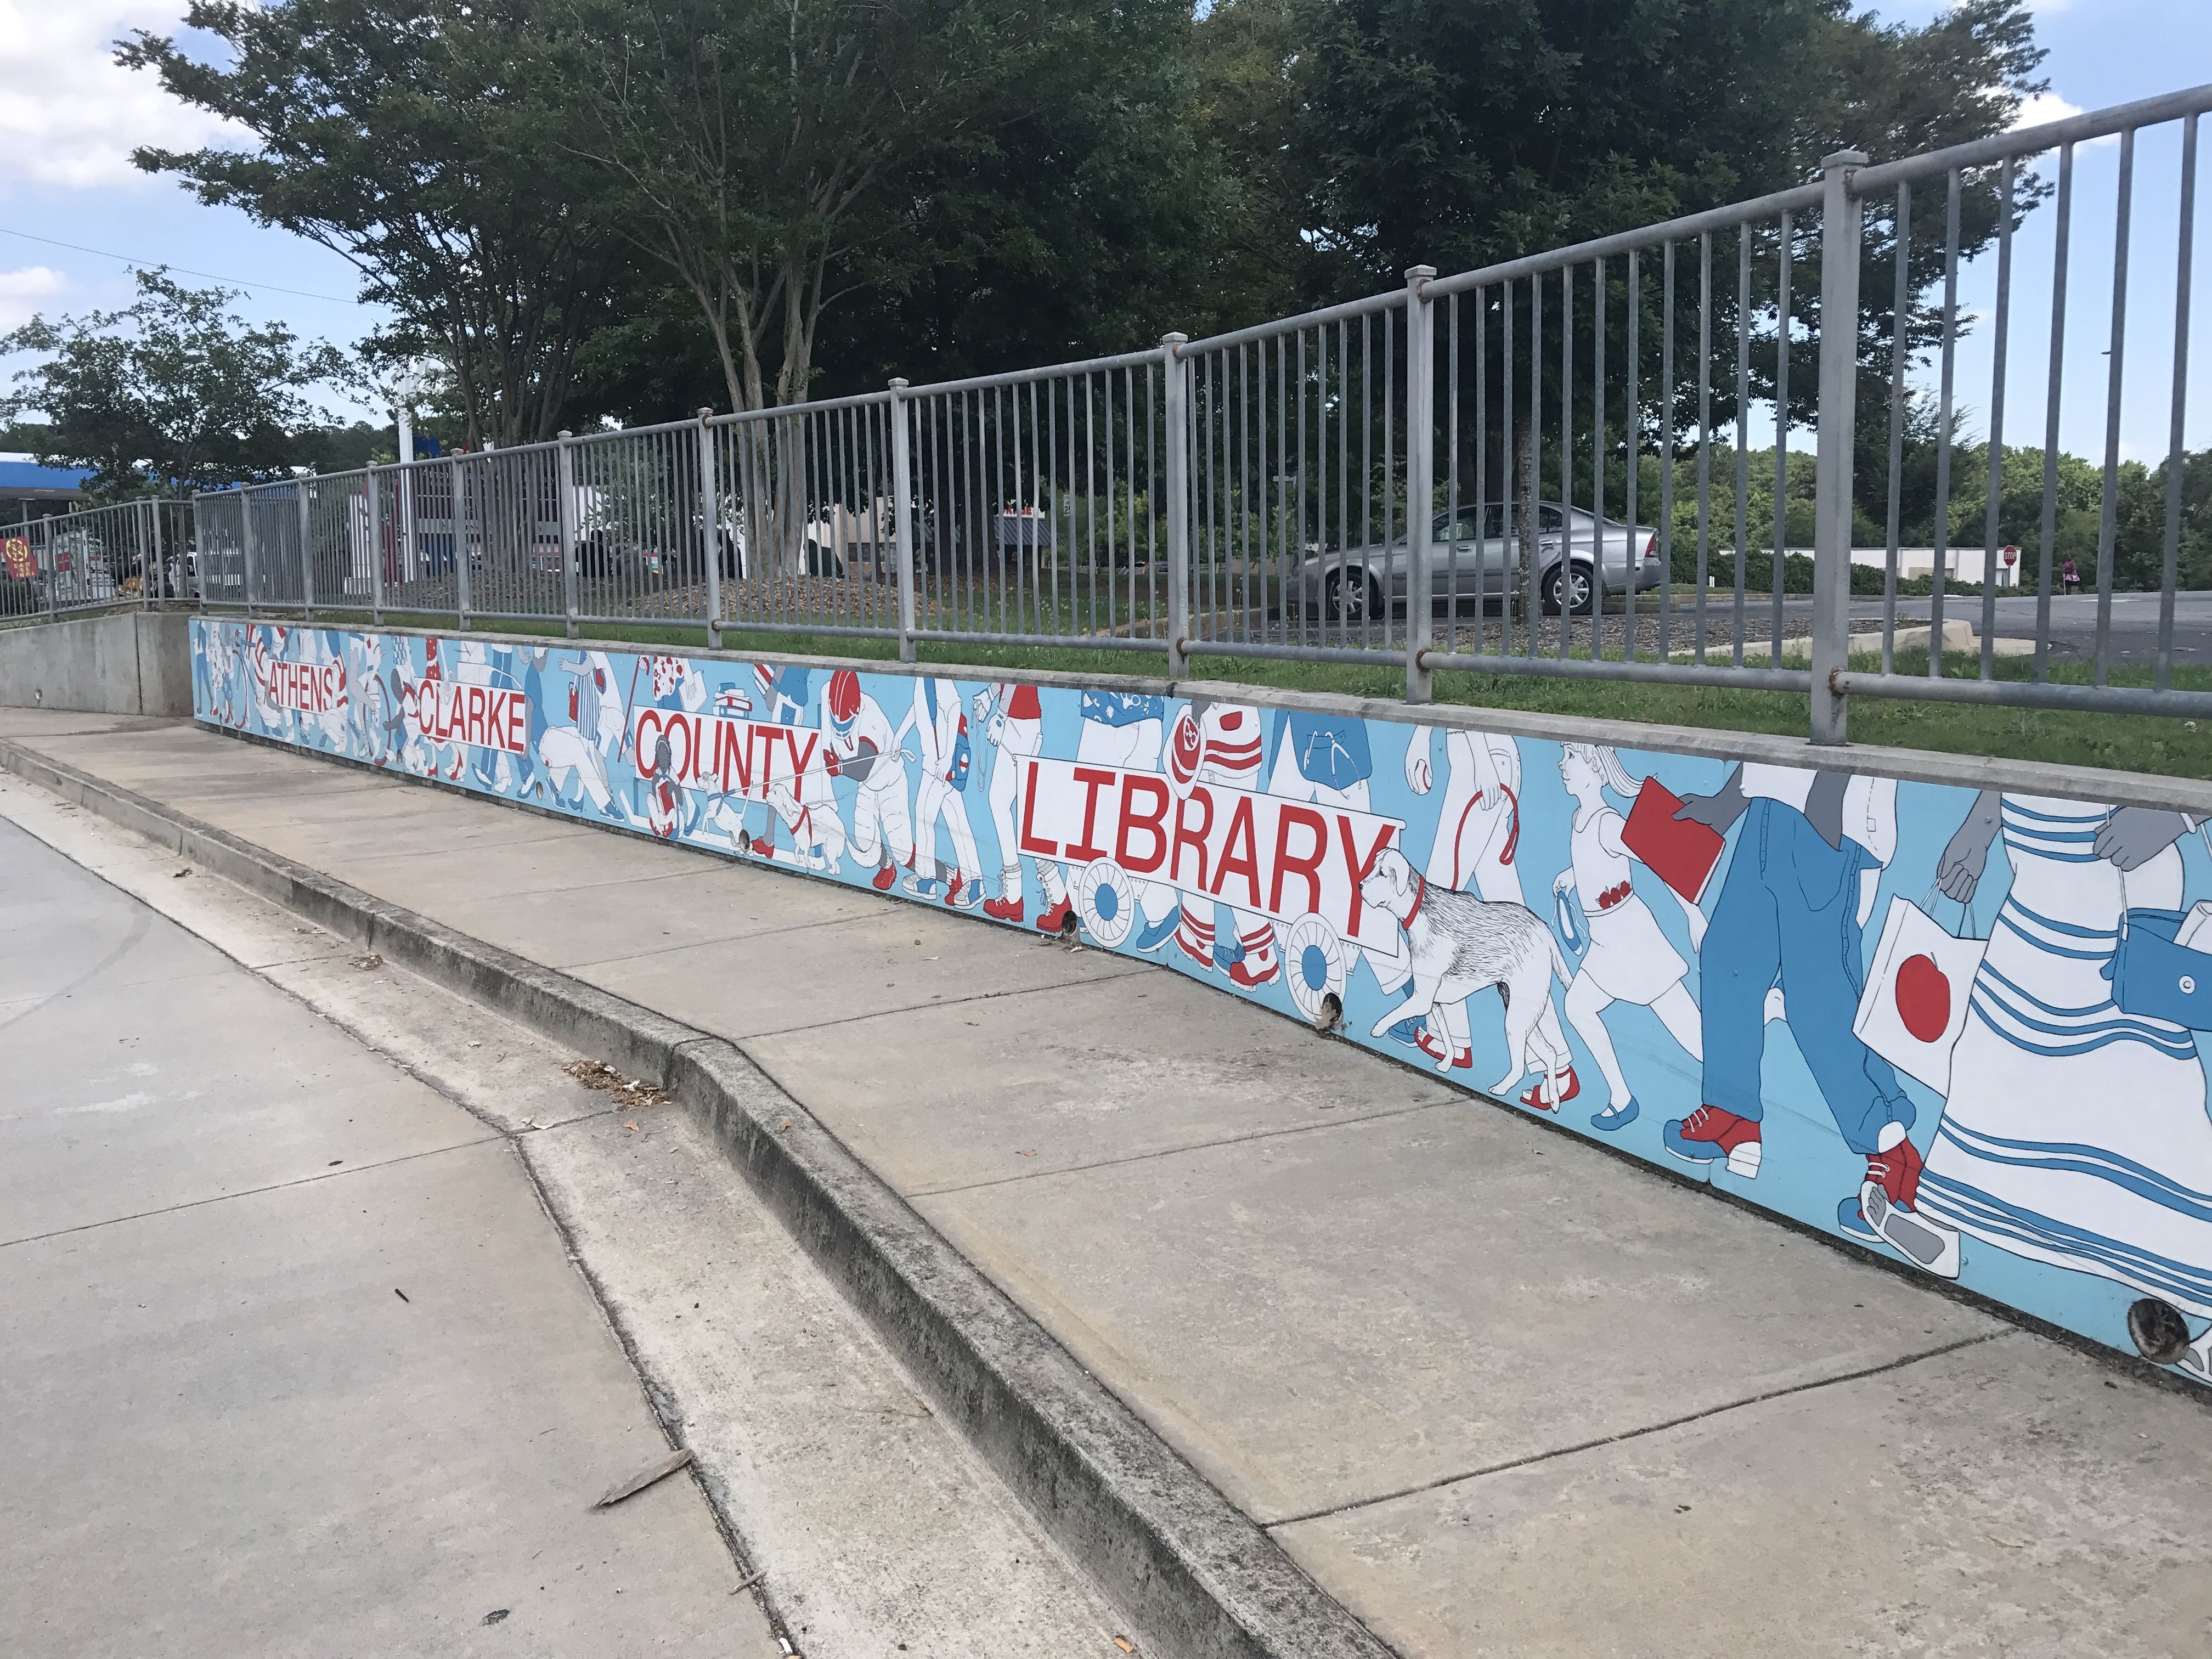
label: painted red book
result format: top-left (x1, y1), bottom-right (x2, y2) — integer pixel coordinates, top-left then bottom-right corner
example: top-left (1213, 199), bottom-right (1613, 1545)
top-left (1621, 775), bottom-right (1725, 904)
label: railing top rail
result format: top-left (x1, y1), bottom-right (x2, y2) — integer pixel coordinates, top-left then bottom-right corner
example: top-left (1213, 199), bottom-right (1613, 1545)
top-left (886, 347), bottom-right (1165, 401)
top-left (1424, 179), bottom-right (1826, 300)
top-left (715, 388), bottom-right (895, 424)
top-left (1853, 81), bottom-right (2212, 193)
top-left (1179, 287), bottom-right (1409, 358)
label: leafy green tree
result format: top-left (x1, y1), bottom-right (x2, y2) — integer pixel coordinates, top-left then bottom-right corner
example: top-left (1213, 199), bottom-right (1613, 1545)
top-left (0, 271), bottom-right (346, 496)
top-left (550, 0), bottom-right (1202, 415)
top-left (120, 1), bottom-right (621, 448)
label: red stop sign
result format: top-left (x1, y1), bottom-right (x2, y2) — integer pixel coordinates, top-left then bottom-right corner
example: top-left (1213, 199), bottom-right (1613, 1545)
top-left (2002, 544), bottom-right (2019, 566)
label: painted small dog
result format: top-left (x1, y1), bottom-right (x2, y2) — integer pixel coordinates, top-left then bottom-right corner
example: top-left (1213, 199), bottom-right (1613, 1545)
top-left (1361, 846), bottom-right (1573, 1094)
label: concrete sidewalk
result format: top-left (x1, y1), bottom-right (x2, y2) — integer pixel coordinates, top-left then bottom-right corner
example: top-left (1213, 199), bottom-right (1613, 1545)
top-left (8, 708), bottom-right (2211, 1658)
top-left (0, 806), bottom-right (771, 1658)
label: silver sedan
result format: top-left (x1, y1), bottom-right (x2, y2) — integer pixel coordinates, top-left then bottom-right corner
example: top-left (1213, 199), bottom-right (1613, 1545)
top-left (1290, 502), bottom-right (1662, 623)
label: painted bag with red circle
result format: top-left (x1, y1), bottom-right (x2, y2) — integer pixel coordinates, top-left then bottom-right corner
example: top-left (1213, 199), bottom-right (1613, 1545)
top-left (1852, 890), bottom-right (1986, 1096)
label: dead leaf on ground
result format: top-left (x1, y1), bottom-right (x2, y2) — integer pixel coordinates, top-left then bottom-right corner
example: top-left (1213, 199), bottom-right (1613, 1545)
top-left (594, 1447), bottom-right (693, 1508)
top-left (563, 1058), bottom-right (670, 1107)
top-left (352, 953), bottom-right (383, 970)
top-left (1115, 1639), bottom-right (1136, 1654)
top-left (172, 867), bottom-right (191, 878)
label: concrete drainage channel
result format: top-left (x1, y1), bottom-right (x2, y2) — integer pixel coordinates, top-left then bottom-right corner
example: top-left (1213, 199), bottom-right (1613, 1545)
top-left (0, 735), bottom-right (1392, 1659)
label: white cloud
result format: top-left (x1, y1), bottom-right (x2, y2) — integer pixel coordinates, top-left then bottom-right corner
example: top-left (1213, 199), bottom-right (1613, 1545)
top-left (0, 3), bottom-right (244, 193)
top-left (0, 266), bottom-right (66, 331)
top-left (2011, 91), bottom-right (2120, 148)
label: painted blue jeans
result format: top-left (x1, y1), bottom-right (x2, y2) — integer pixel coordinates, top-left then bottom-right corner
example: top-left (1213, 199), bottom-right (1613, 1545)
top-left (1700, 798), bottom-right (1914, 1156)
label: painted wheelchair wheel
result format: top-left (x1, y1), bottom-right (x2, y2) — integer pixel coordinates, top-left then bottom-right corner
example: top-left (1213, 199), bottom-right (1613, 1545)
top-left (1075, 857), bottom-right (1138, 948)
top-left (1283, 916), bottom-right (1346, 1023)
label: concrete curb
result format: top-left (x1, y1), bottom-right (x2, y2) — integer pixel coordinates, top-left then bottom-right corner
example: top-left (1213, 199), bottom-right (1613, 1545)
top-left (0, 734), bottom-right (1393, 1659)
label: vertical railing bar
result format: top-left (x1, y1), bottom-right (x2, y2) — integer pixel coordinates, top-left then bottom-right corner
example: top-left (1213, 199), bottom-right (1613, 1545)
top-left (1447, 293), bottom-right (1461, 652)
top-left (1383, 305), bottom-right (1397, 652)
top-left (1560, 261), bottom-right (1574, 661)
top-left (2094, 127), bottom-right (2136, 689)
top-left (1659, 246), bottom-right (1674, 663)
top-left (2035, 146), bottom-right (2073, 684)
top-left (1503, 280), bottom-right (1516, 656)
top-left (1591, 257), bottom-right (1605, 663)
top-left (1734, 226), bottom-right (1751, 669)
top-left (2159, 113), bottom-right (2197, 693)
top-left (1475, 291), bottom-right (1489, 657)
top-left (1883, 184), bottom-right (1909, 674)
top-left (1980, 159), bottom-right (2016, 681)
top-left (1528, 273), bottom-right (1542, 661)
top-left (1696, 231), bottom-right (1712, 665)
top-left (1624, 253), bottom-right (1640, 664)
top-left (1773, 210), bottom-right (1791, 670)
top-left (1929, 169), bottom-right (1962, 678)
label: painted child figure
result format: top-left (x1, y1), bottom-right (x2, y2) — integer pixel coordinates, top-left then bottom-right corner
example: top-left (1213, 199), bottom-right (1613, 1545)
top-left (973, 681), bottom-right (1053, 922)
top-left (907, 677), bottom-right (983, 907)
top-left (1549, 743), bottom-right (1706, 1126)
top-left (822, 669), bottom-right (913, 891)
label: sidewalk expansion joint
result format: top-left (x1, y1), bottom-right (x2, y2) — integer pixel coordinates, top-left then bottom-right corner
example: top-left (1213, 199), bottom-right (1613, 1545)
top-left (903, 1097), bottom-right (1459, 1199)
top-left (1261, 1329), bottom-right (2015, 1532)
top-left (0, 1135), bottom-right (503, 1251)
top-left (739, 963), bottom-right (1153, 1043)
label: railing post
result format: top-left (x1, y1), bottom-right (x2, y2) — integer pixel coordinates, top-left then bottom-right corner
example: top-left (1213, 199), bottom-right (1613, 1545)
top-left (1403, 266), bottom-right (1438, 704)
top-left (1163, 334), bottom-right (1190, 680)
top-left (143, 498), bottom-right (157, 612)
top-left (1810, 149), bottom-right (1867, 746)
top-left (241, 488), bottom-right (259, 618)
top-left (452, 455), bottom-right (470, 632)
top-left (298, 470), bottom-right (315, 623)
top-left (41, 517), bottom-right (56, 623)
top-left (368, 465), bottom-right (385, 628)
top-left (557, 432), bottom-right (580, 640)
top-left (697, 409), bottom-right (723, 650)
top-left (889, 379), bottom-right (917, 663)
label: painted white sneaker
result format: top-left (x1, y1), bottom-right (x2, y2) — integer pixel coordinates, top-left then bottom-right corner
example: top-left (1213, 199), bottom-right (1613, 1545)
top-left (1860, 1180), bottom-right (1962, 1278)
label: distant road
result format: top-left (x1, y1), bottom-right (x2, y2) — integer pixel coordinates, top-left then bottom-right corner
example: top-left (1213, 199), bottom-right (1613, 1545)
top-left (1764, 591), bottom-right (2212, 668)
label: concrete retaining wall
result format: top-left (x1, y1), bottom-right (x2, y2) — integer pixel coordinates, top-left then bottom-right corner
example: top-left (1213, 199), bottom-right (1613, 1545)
top-left (0, 612), bottom-right (192, 716)
top-left (188, 618), bottom-right (2212, 1388)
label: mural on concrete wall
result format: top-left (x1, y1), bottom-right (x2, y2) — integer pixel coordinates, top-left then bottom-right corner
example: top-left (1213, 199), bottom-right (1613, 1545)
top-left (191, 619), bottom-right (2212, 1384)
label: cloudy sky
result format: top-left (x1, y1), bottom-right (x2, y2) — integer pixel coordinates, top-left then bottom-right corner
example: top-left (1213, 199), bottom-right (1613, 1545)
top-left (0, 1), bottom-right (2203, 455)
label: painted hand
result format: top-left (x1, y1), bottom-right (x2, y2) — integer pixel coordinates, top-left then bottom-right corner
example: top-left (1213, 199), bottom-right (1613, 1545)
top-left (2095, 808), bottom-right (2191, 872)
top-left (1936, 825), bottom-right (1987, 903)
top-left (1404, 741), bottom-right (1434, 795)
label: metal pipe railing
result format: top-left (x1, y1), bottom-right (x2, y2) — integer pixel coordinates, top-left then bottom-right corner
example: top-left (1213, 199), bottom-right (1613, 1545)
top-left (167, 80), bottom-right (2207, 744)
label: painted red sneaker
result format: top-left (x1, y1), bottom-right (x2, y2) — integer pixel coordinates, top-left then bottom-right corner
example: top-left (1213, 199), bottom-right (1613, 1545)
top-left (1414, 1025), bottom-right (1474, 1069)
top-left (1228, 957), bottom-right (1279, 989)
top-left (872, 862), bottom-right (898, 892)
top-left (983, 894), bottom-right (1024, 922)
top-left (1036, 899), bottom-right (1074, 934)
top-left (1664, 1104), bottom-right (1763, 1178)
top-left (1867, 1131), bottom-right (1925, 1210)
top-left (1519, 1065), bottom-right (1580, 1111)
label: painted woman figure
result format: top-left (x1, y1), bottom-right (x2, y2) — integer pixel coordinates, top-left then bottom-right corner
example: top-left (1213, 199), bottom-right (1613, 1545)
top-left (1548, 743), bottom-right (1706, 1125)
top-left (1921, 792), bottom-right (2212, 1381)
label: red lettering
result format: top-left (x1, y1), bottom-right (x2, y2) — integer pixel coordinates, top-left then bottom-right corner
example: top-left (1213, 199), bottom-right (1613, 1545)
top-left (785, 727), bottom-right (818, 783)
top-left (1116, 775), bottom-right (1170, 874)
top-left (1066, 766), bottom-right (1118, 864)
top-left (1210, 795), bottom-right (1261, 906)
top-left (1019, 760), bottom-right (1059, 856)
top-left (635, 710), bottom-right (664, 775)
top-left (506, 691), bottom-right (527, 753)
top-left (715, 719), bottom-right (750, 794)
top-left (1269, 805), bottom-right (1329, 917)
top-left (1335, 815), bottom-right (1397, 940)
top-left (466, 685), bottom-right (487, 746)
top-left (1170, 787), bottom-right (1214, 891)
